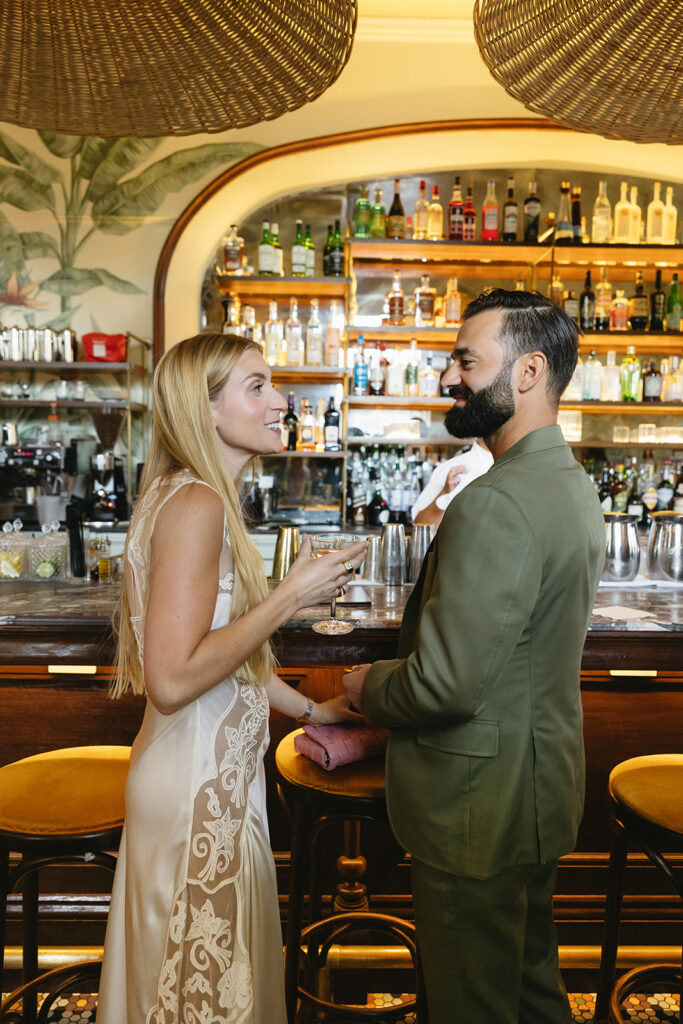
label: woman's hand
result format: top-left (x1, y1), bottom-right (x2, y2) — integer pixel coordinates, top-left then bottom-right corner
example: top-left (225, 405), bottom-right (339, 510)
top-left (311, 693), bottom-right (365, 725)
top-left (278, 534), bottom-right (368, 611)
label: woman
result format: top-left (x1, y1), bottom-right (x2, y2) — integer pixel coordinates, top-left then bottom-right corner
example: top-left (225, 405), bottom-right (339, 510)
top-left (98, 333), bottom-right (367, 1024)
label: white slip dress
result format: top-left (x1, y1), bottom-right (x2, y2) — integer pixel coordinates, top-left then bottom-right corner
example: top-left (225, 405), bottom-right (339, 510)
top-left (98, 470), bottom-right (287, 1024)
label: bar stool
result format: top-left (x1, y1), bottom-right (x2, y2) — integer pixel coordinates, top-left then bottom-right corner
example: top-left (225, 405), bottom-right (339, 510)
top-left (0, 746), bottom-right (130, 1017)
top-left (0, 959), bottom-right (102, 1023)
top-left (275, 730), bottom-right (424, 1024)
top-left (595, 754), bottom-right (683, 1024)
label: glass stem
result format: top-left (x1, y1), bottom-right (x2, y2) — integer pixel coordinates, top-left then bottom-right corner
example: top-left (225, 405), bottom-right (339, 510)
top-left (330, 597), bottom-right (337, 619)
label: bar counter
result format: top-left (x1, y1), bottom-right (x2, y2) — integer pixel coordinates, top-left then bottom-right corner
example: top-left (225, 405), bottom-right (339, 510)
top-left (1, 578), bottom-right (682, 959)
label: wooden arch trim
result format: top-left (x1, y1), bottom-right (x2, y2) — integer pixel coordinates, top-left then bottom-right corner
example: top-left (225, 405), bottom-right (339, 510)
top-left (152, 116), bottom-right (571, 361)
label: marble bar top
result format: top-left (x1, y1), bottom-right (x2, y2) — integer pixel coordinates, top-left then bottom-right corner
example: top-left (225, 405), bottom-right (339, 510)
top-left (1, 578), bottom-right (682, 633)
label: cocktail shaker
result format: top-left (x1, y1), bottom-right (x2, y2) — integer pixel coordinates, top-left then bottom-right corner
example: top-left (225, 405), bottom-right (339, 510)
top-left (646, 512), bottom-right (683, 582)
top-left (407, 523), bottom-right (434, 582)
top-left (271, 525), bottom-right (300, 581)
top-left (603, 513), bottom-right (640, 582)
top-left (379, 523), bottom-right (406, 586)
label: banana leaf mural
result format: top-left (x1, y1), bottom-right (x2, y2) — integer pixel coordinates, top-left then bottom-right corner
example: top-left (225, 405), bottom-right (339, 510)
top-left (0, 131), bottom-right (262, 328)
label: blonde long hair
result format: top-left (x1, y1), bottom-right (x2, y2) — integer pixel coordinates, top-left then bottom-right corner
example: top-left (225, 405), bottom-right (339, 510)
top-left (112, 332), bottom-right (274, 698)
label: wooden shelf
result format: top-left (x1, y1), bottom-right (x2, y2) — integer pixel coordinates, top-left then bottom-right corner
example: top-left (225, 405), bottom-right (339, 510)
top-left (561, 401), bottom-right (683, 415)
top-left (580, 334), bottom-right (683, 355)
top-left (347, 326), bottom-right (457, 348)
top-left (269, 449), bottom-right (344, 459)
top-left (0, 398), bottom-right (145, 413)
top-left (271, 366), bottom-right (349, 384)
top-left (0, 361), bottom-right (146, 376)
top-left (216, 275), bottom-right (348, 305)
top-left (571, 439), bottom-right (683, 449)
top-left (345, 395), bottom-right (451, 411)
top-left (345, 435), bottom-right (467, 447)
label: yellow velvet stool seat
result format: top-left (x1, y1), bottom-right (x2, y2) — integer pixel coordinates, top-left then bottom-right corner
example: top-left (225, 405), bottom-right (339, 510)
top-left (275, 730), bottom-right (424, 1024)
top-left (0, 745), bottom-right (130, 1020)
top-left (596, 754), bottom-right (683, 1024)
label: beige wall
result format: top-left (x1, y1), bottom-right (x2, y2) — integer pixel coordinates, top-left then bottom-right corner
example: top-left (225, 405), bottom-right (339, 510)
top-left (1, 2), bottom-right (681, 345)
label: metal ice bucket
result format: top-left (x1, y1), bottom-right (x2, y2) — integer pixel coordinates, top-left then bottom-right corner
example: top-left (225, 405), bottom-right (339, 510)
top-left (646, 512), bottom-right (683, 582)
top-left (603, 513), bottom-right (640, 582)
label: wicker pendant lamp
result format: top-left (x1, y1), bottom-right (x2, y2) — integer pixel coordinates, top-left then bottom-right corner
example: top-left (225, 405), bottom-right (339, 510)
top-left (0, 0), bottom-right (357, 138)
top-left (473, 0), bottom-right (683, 145)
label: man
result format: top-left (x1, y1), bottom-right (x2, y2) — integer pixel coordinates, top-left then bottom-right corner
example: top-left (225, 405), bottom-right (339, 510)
top-left (344, 289), bottom-right (605, 1024)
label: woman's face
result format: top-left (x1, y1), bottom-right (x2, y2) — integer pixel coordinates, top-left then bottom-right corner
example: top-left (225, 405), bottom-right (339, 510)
top-left (210, 348), bottom-right (287, 476)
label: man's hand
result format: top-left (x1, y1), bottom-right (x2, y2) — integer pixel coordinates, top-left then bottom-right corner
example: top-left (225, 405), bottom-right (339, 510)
top-left (343, 663), bottom-right (372, 714)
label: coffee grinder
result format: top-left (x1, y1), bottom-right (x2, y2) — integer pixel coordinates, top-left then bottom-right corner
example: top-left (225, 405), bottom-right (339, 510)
top-left (87, 405), bottom-right (129, 521)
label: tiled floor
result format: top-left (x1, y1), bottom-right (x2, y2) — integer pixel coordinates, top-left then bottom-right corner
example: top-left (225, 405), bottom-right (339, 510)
top-left (2, 990), bottom-right (680, 1021)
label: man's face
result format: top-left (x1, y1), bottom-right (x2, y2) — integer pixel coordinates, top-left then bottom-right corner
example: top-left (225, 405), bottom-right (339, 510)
top-left (441, 308), bottom-right (516, 439)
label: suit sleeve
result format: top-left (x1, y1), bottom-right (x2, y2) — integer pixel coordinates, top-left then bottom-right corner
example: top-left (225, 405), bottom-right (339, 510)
top-left (363, 483), bottom-right (541, 728)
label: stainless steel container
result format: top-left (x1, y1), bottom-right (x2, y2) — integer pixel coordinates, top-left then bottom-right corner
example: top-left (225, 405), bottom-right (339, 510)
top-left (646, 512), bottom-right (683, 582)
top-left (407, 523), bottom-right (434, 582)
top-left (379, 523), bottom-right (406, 586)
top-left (360, 534), bottom-right (381, 581)
top-left (603, 513), bottom-right (640, 582)
top-left (271, 525), bottom-right (300, 581)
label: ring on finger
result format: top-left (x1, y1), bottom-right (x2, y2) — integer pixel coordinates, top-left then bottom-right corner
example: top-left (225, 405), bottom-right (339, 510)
top-left (343, 560), bottom-right (354, 573)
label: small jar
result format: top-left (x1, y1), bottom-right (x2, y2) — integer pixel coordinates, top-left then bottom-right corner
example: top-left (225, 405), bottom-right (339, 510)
top-left (88, 535), bottom-right (111, 582)
top-left (29, 523), bottom-right (68, 581)
top-left (0, 520), bottom-right (28, 580)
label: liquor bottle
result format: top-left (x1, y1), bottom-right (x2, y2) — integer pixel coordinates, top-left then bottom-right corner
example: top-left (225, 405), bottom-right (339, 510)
top-left (322, 224), bottom-right (334, 276)
top-left (369, 342), bottom-right (385, 396)
top-left (270, 222), bottom-right (284, 276)
top-left (370, 187), bottom-right (386, 238)
top-left (598, 468), bottom-right (614, 511)
top-left (427, 186), bottom-right (444, 240)
top-left (239, 304), bottom-right (256, 341)
top-left (323, 396), bottom-right (341, 451)
top-left (305, 298), bottom-right (323, 365)
top-left (646, 181), bottom-right (665, 244)
top-left (386, 349), bottom-right (405, 396)
top-left (555, 181), bottom-right (573, 244)
top-left (662, 186), bottom-right (678, 245)
top-left (612, 465), bottom-right (629, 512)
top-left (353, 335), bottom-right (369, 395)
top-left (571, 186), bottom-right (583, 243)
top-left (353, 185), bottom-right (371, 238)
top-left (291, 219), bottom-right (307, 276)
top-left (285, 298), bottom-right (303, 365)
top-left (329, 220), bottom-right (344, 277)
top-left (463, 186), bottom-right (477, 241)
top-left (523, 181), bottom-right (541, 242)
top-left (642, 461), bottom-right (659, 527)
top-left (610, 290), bottom-right (629, 331)
top-left (414, 274), bottom-right (436, 326)
top-left (221, 295), bottom-right (240, 334)
top-left (656, 461), bottom-right (675, 511)
top-left (419, 356), bottom-right (440, 397)
top-left (314, 397), bottom-right (326, 450)
top-left (324, 300), bottom-right (342, 366)
top-left (448, 177), bottom-right (465, 241)
top-left (563, 355), bottom-right (583, 400)
top-left (284, 392), bottom-right (298, 451)
top-left (562, 290), bottom-right (579, 325)
top-left (387, 178), bottom-right (405, 238)
top-left (405, 338), bottom-right (420, 397)
top-left (666, 273), bottom-right (682, 332)
top-left (591, 181), bottom-right (611, 243)
top-left (257, 220), bottom-right (272, 276)
top-left (388, 271), bottom-right (405, 325)
top-left (620, 346), bottom-right (641, 401)
top-left (601, 350), bottom-right (621, 402)
top-left (582, 349), bottom-right (602, 400)
top-left (642, 360), bottom-right (662, 402)
top-left (594, 267), bottom-right (612, 331)
top-left (503, 176), bottom-right (518, 242)
top-left (613, 182), bottom-right (631, 243)
top-left (579, 271), bottom-right (595, 330)
top-left (663, 355), bottom-right (682, 401)
top-left (413, 180), bottom-right (429, 240)
top-left (222, 224), bottom-right (244, 273)
top-left (628, 186), bottom-right (642, 244)
top-left (481, 179), bottom-right (499, 241)
top-left (304, 225), bottom-right (316, 277)
top-left (673, 460), bottom-right (683, 513)
top-left (650, 268), bottom-right (666, 331)
top-left (299, 399), bottom-right (315, 450)
top-left (627, 470), bottom-right (645, 522)
top-left (366, 487), bottom-right (390, 526)
top-left (628, 271), bottom-right (649, 331)
top-left (444, 277), bottom-right (462, 325)
top-left (548, 273), bottom-right (564, 307)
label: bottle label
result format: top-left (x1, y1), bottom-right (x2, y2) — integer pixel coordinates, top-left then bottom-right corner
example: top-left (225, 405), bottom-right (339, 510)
top-left (330, 247), bottom-right (344, 276)
top-left (483, 208), bottom-right (498, 231)
top-left (600, 495), bottom-right (613, 511)
top-left (449, 207), bottom-right (464, 240)
top-left (628, 501), bottom-right (644, 518)
top-left (612, 490), bottom-right (628, 512)
top-left (405, 365), bottom-right (418, 390)
top-left (643, 486), bottom-right (659, 511)
top-left (503, 210), bottom-right (518, 235)
top-left (388, 295), bottom-right (404, 323)
top-left (355, 209), bottom-right (371, 235)
top-left (324, 425), bottom-right (339, 445)
top-left (291, 243), bottom-right (307, 275)
top-left (417, 294), bottom-right (435, 321)
top-left (305, 247), bottom-right (315, 276)
top-left (258, 243), bottom-right (272, 275)
top-left (324, 329), bottom-right (341, 367)
top-left (223, 243), bottom-right (242, 272)
top-left (643, 376), bottom-right (662, 399)
top-left (387, 215), bottom-right (405, 238)
top-left (656, 485), bottom-right (674, 510)
top-left (353, 364), bottom-right (369, 394)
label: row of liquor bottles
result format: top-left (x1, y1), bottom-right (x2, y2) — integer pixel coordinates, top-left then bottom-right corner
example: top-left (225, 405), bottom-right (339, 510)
top-left (281, 394), bottom-right (341, 452)
top-left (586, 455), bottom-right (683, 518)
top-left (350, 177), bottom-right (680, 246)
top-left (553, 268), bottom-right (681, 333)
top-left (567, 349), bottom-right (682, 403)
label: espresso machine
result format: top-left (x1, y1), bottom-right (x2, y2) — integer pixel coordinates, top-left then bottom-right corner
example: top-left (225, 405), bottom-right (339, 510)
top-left (86, 406), bottom-right (129, 521)
top-left (0, 424), bottom-right (65, 525)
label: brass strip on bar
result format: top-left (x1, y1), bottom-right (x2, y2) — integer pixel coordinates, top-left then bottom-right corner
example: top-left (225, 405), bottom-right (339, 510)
top-left (47, 665), bottom-right (98, 675)
top-left (609, 669), bottom-right (658, 677)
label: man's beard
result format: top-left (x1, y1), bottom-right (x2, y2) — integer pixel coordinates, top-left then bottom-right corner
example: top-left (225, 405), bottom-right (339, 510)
top-left (444, 361), bottom-right (516, 439)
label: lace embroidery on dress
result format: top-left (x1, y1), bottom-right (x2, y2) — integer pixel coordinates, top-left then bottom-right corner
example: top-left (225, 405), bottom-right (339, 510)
top-left (125, 470), bottom-right (267, 1023)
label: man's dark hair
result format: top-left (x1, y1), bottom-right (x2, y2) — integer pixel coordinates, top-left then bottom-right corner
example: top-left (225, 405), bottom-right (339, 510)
top-left (462, 289), bottom-right (579, 403)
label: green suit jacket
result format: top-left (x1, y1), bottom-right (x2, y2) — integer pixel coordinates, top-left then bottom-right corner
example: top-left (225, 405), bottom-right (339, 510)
top-left (364, 425), bottom-right (605, 879)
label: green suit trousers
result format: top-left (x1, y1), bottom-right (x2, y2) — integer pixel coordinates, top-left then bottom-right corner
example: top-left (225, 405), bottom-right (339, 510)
top-left (411, 858), bottom-right (573, 1024)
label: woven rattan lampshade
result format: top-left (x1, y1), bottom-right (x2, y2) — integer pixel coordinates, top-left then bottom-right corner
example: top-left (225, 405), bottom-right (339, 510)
top-left (473, 0), bottom-right (683, 145)
top-left (0, 0), bottom-right (357, 138)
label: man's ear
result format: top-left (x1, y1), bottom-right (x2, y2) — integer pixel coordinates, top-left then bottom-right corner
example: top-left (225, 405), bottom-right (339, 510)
top-left (516, 352), bottom-right (547, 393)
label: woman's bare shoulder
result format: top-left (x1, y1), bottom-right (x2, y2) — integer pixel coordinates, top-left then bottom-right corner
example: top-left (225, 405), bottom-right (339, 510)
top-left (152, 478), bottom-right (224, 548)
